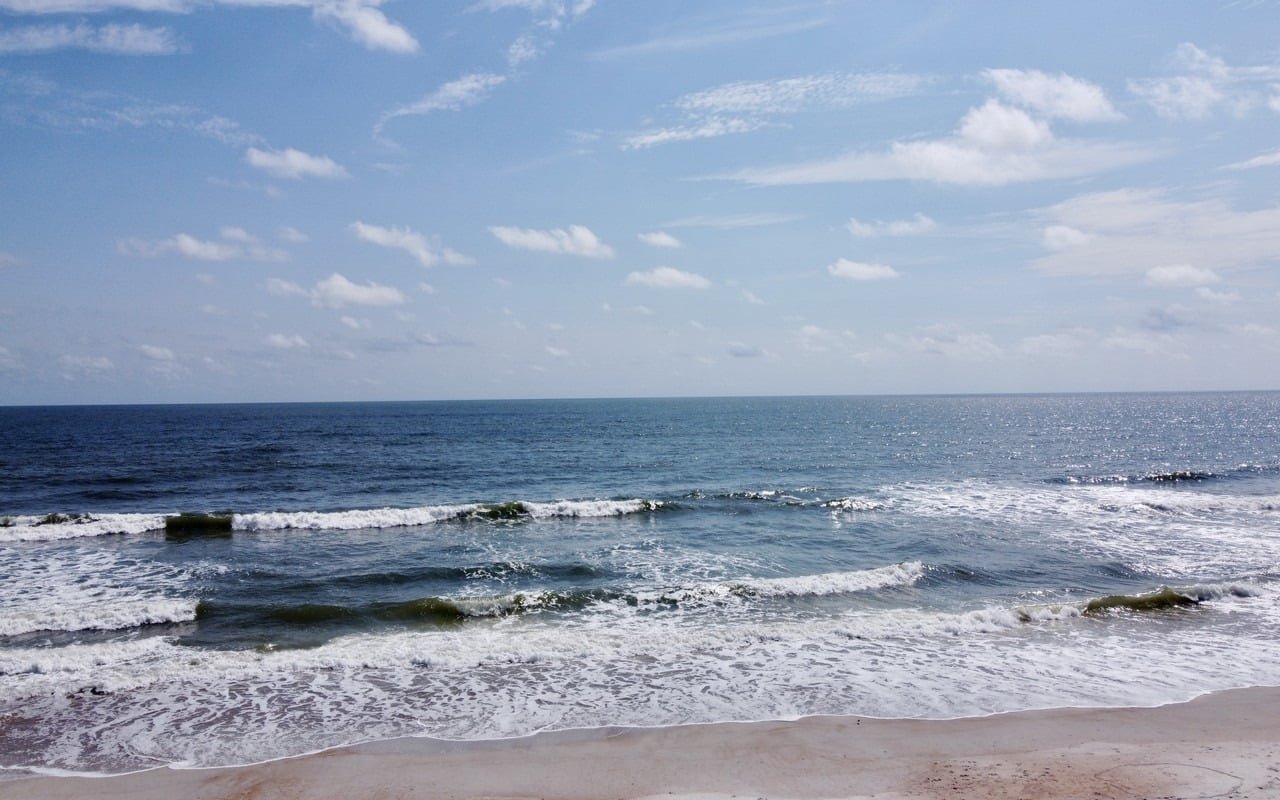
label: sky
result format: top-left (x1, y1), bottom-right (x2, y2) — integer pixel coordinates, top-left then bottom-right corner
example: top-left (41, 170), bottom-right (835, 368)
top-left (1, 1), bottom-right (1279, 404)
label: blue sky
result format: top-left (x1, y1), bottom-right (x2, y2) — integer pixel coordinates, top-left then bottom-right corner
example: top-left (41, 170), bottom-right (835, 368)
top-left (1, 1), bottom-right (1278, 403)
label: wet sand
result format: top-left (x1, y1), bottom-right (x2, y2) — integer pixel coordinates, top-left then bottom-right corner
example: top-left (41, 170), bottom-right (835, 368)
top-left (4, 686), bottom-right (1279, 799)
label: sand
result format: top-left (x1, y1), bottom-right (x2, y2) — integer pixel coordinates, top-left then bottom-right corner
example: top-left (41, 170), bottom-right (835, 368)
top-left (3, 686), bottom-right (1279, 799)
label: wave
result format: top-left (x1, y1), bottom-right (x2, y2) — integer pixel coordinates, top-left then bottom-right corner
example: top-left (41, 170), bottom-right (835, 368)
top-left (1054, 464), bottom-right (1279, 486)
top-left (1083, 583), bottom-right (1259, 616)
top-left (0, 499), bottom-right (666, 542)
top-left (821, 496), bottom-right (885, 512)
top-left (0, 598), bottom-right (198, 637)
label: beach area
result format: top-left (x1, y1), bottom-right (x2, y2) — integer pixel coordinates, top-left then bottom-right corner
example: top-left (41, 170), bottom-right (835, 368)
top-left (5, 686), bottom-right (1278, 800)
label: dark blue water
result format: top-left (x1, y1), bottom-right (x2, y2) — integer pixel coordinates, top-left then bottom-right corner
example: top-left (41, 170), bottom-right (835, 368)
top-left (2, 393), bottom-right (1279, 773)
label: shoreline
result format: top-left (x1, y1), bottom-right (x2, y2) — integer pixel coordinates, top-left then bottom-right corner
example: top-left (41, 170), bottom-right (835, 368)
top-left (4, 686), bottom-right (1279, 799)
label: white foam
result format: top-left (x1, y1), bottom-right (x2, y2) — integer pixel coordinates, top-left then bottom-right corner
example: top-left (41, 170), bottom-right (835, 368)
top-left (822, 496), bottom-right (885, 512)
top-left (234, 504), bottom-right (478, 531)
top-left (0, 514), bottom-right (167, 543)
top-left (0, 598), bottom-right (198, 637)
top-left (524, 499), bottom-right (661, 518)
top-left (739, 561), bottom-right (924, 597)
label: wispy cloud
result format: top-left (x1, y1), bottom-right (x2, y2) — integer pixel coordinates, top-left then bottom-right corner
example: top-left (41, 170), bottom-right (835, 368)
top-left (0, 22), bottom-right (179, 54)
top-left (490, 224), bottom-right (615, 258)
top-left (351, 221), bottom-right (471, 268)
top-left (1128, 42), bottom-right (1280, 119)
top-left (376, 73), bottom-right (506, 135)
top-left (1225, 147), bottom-right (1280, 170)
top-left (0, 0), bottom-right (419, 54)
top-left (828, 259), bottom-right (899, 281)
top-left (1032, 188), bottom-right (1280, 278)
top-left (120, 227), bottom-right (288, 261)
top-left (722, 99), bottom-right (1155, 186)
top-left (637, 231), bottom-right (682, 248)
top-left (661, 212), bottom-right (801, 229)
top-left (268, 273), bottom-right (407, 309)
top-left (846, 213), bottom-right (936, 238)
top-left (245, 147), bottom-right (349, 180)
top-left (591, 15), bottom-right (826, 61)
top-left (625, 266), bottom-right (710, 289)
top-left (625, 71), bottom-right (930, 149)
top-left (983, 69), bottom-right (1122, 122)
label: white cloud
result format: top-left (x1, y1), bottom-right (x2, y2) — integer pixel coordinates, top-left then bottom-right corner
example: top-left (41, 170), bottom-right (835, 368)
top-left (310, 273), bottom-right (406, 309)
top-left (351, 221), bottom-right (471, 267)
top-left (339, 315), bottom-right (369, 329)
top-left (1041, 225), bottom-right (1092, 250)
top-left (279, 226), bottom-right (309, 243)
top-left (1033, 189), bottom-right (1280, 278)
top-left (984, 69), bottom-right (1122, 122)
top-left (625, 266), bottom-right (711, 289)
top-left (637, 231), bottom-right (682, 248)
top-left (1016, 332), bottom-right (1087, 357)
top-left (138, 344), bottom-right (174, 360)
top-left (590, 15), bottom-right (826, 61)
top-left (122, 228), bottom-right (287, 261)
top-left (59, 354), bottom-right (114, 371)
top-left (266, 278), bottom-right (307, 297)
top-left (624, 117), bottom-right (760, 150)
top-left (0, 345), bottom-right (21, 370)
top-left (846, 213), bottom-right (935, 238)
top-left (311, 0), bottom-right (418, 54)
top-left (1196, 287), bottom-right (1240, 304)
top-left (266, 333), bottom-right (309, 350)
top-left (1128, 42), bottom-right (1280, 120)
top-left (1225, 148), bottom-right (1280, 170)
top-left (0, 22), bottom-right (179, 54)
top-left (887, 327), bottom-right (1002, 361)
top-left (376, 73), bottom-right (506, 134)
top-left (245, 147), bottom-right (348, 180)
top-left (625, 71), bottom-right (929, 149)
top-left (828, 258), bottom-right (898, 281)
top-left (742, 290), bottom-right (765, 305)
top-left (661, 212), bottom-right (801, 229)
top-left (1146, 264), bottom-right (1220, 287)
top-left (489, 224), bottom-right (615, 258)
top-left (0, 1), bottom-right (417, 53)
top-left (726, 99), bottom-right (1153, 187)
top-left (545, 345), bottom-right (569, 358)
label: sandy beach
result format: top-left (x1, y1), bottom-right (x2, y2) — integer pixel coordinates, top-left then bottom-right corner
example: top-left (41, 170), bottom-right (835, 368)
top-left (4, 685), bottom-right (1278, 800)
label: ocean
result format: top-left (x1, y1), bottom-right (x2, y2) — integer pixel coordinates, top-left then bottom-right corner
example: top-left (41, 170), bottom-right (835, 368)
top-left (1, 393), bottom-right (1279, 775)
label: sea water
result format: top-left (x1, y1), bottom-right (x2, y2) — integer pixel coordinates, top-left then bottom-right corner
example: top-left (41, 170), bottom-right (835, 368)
top-left (1, 393), bottom-right (1278, 773)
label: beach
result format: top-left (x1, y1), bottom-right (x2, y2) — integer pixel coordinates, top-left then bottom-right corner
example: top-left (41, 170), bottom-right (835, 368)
top-left (5, 686), bottom-right (1278, 799)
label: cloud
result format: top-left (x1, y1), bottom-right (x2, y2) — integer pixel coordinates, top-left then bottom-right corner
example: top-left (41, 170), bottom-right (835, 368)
top-left (59, 354), bottom-right (114, 371)
top-left (245, 147), bottom-right (348, 180)
top-left (310, 273), bottom-right (406, 309)
top-left (1196, 287), bottom-right (1240, 304)
top-left (1145, 264), bottom-right (1220, 287)
top-left (278, 226), bottom-right (309, 243)
top-left (376, 73), bottom-right (506, 134)
top-left (1225, 147), bottom-right (1280, 170)
top-left (121, 228), bottom-right (287, 261)
top-left (0, 0), bottom-right (418, 53)
top-left (1032, 188), bottom-right (1280, 278)
top-left (544, 345), bottom-right (569, 358)
top-left (637, 231), bottom-right (682, 248)
top-left (727, 342), bottom-right (765, 358)
top-left (846, 213), bottom-right (935, 238)
top-left (1128, 42), bottom-right (1280, 119)
top-left (266, 278), bottom-right (307, 296)
top-left (590, 15), bottom-right (826, 60)
top-left (724, 99), bottom-right (1154, 186)
top-left (351, 221), bottom-right (471, 267)
top-left (1016, 332), bottom-right (1088, 357)
top-left (983, 68), bottom-right (1122, 122)
top-left (625, 71), bottom-right (929, 149)
top-left (1041, 224), bottom-right (1092, 250)
top-left (661, 212), bottom-right (801, 229)
top-left (311, 0), bottom-right (419, 54)
top-left (625, 266), bottom-right (711, 289)
top-left (266, 333), bottom-right (309, 350)
top-left (138, 344), bottom-right (174, 360)
top-left (489, 224), bottom-right (615, 258)
top-left (886, 327), bottom-right (1002, 361)
top-left (0, 345), bottom-right (22, 371)
top-left (828, 258), bottom-right (898, 281)
top-left (0, 252), bottom-right (20, 268)
top-left (741, 290), bottom-right (764, 305)
top-left (0, 22), bottom-right (179, 54)
top-left (624, 117), bottom-right (760, 150)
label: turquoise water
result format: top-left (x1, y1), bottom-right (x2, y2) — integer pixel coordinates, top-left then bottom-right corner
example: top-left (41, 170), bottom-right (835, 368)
top-left (2, 393), bottom-right (1279, 772)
